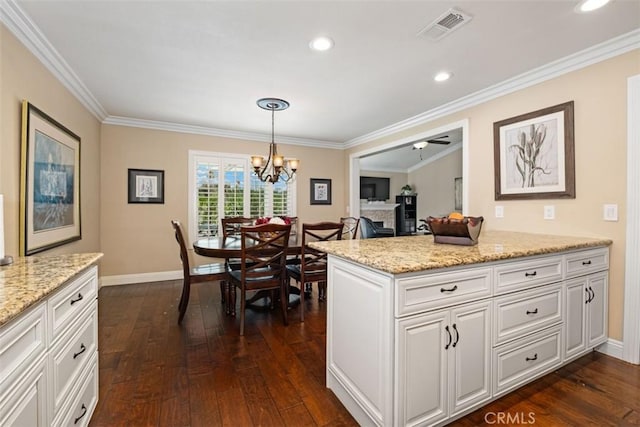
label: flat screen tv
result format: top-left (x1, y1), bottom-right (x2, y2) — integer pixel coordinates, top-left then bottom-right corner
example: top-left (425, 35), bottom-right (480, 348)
top-left (360, 176), bottom-right (390, 201)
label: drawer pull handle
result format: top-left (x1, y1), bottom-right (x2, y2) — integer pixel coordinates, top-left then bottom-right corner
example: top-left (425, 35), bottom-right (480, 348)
top-left (445, 325), bottom-right (452, 350)
top-left (526, 308), bottom-right (538, 315)
top-left (440, 285), bottom-right (458, 293)
top-left (586, 287), bottom-right (595, 303)
top-left (525, 353), bottom-right (538, 362)
top-left (582, 260), bottom-right (592, 266)
top-left (524, 271), bottom-right (537, 277)
top-left (73, 343), bottom-right (86, 359)
top-left (452, 323), bottom-right (460, 348)
top-left (70, 293), bottom-right (84, 305)
top-left (74, 404), bottom-right (87, 424)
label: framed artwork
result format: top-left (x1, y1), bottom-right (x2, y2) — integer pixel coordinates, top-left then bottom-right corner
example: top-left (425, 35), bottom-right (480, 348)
top-left (20, 101), bottom-right (81, 255)
top-left (310, 178), bottom-right (332, 205)
top-left (128, 169), bottom-right (165, 203)
top-left (454, 177), bottom-right (463, 211)
top-left (493, 101), bottom-right (575, 200)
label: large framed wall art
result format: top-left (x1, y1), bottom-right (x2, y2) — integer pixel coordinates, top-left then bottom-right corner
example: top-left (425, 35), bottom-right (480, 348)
top-left (20, 101), bottom-right (81, 255)
top-left (493, 101), bottom-right (575, 200)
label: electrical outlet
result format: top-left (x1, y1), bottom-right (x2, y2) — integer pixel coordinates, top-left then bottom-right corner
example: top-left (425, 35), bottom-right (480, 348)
top-left (495, 205), bottom-right (504, 218)
top-left (544, 205), bottom-right (555, 220)
top-left (603, 204), bottom-right (618, 221)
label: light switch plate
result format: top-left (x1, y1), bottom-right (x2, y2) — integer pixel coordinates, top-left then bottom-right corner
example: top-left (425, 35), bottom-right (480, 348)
top-left (495, 206), bottom-right (504, 218)
top-left (604, 204), bottom-right (618, 221)
top-left (544, 205), bottom-right (555, 220)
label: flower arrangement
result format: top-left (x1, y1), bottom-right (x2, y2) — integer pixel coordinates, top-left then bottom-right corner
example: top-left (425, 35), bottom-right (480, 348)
top-left (255, 216), bottom-right (292, 225)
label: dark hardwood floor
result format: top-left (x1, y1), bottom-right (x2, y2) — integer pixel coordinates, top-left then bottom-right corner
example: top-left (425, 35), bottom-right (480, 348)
top-left (90, 280), bottom-right (640, 426)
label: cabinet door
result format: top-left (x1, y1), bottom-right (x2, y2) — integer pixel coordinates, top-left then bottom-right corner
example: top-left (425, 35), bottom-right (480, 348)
top-left (396, 311), bottom-right (448, 427)
top-left (449, 301), bottom-right (492, 416)
top-left (564, 278), bottom-right (587, 361)
top-left (0, 358), bottom-right (48, 427)
top-left (587, 272), bottom-right (608, 348)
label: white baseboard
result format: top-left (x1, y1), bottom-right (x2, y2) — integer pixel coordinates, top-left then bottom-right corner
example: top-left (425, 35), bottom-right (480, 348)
top-left (596, 338), bottom-right (624, 360)
top-left (99, 270), bottom-right (182, 287)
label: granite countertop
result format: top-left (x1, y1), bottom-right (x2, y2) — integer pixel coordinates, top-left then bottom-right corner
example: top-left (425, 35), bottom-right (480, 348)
top-left (0, 253), bottom-right (103, 327)
top-left (309, 231), bottom-right (612, 275)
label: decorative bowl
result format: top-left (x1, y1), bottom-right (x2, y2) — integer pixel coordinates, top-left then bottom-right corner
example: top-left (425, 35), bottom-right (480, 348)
top-left (426, 216), bottom-right (484, 246)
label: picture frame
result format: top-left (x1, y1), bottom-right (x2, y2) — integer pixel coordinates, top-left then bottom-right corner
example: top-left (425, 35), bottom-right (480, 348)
top-left (128, 169), bottom-right (165, 204)
top-left (310, 178), bottom-right (332, 205)
top-left (454, 177), bottom-right (463, 211)
top-left (493, 101), bottom-right (575, 200)
top-left (20, 101), bottom-right (81, 255)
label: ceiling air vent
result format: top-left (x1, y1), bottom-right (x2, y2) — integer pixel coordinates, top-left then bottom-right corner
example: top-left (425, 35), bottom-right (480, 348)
top-left (417, 8), bottom-right (473, 41)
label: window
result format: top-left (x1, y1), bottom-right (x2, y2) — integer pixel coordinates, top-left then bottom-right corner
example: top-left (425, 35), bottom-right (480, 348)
top-left (188, 150), bottom-right (296, 241)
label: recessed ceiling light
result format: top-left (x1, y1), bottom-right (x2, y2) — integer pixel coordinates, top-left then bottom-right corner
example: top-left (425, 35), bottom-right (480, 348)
top-left (309, 36), bottom-right (334, 52)
top-left (434, 71), bottom-right (452, 82)
top-left (575, 0), bottom-right (611, 13)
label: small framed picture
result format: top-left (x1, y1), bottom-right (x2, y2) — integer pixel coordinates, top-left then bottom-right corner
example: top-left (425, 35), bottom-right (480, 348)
top-left (310, 178), bottom-right (332, 205)
top-left (128, 169), bottom-right (164, 203)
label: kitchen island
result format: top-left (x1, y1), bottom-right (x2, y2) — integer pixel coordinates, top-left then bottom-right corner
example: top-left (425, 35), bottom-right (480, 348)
top-left (309, 231), bottom-right (611, 427)
top-left (0, 253), bottom-right (103, 426)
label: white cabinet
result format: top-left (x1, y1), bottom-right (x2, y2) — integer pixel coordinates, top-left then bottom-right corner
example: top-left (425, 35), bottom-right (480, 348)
top-left (325, 245), bottom-right (609, 427)
top-left (564, 271), bottom-right (608, 361)
top-left (0, 265), bottom-right (99, 427)
top-left (395, 301), bottom-right (491, 426)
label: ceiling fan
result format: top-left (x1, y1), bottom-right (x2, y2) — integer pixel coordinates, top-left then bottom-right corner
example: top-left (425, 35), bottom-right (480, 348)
top-left (412, 135), bottom-right (451, 150)
top-left (412, 136), bottom-right (450, 160)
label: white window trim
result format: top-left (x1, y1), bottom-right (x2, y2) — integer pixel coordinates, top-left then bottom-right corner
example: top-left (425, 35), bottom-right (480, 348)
top-left (188, 149), bottom-right (296, 244)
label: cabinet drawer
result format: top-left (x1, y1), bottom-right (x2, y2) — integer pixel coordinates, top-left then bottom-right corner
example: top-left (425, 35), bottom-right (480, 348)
top-left (53, 353), bottom-right (98, 427)
top-left (493, 326), bottom-right (562, 397)
top-left (395, 267), bottom-right (492, 316)
top-left (494, 284), bottom-right (562, 345)
top-left (50, 302), bottom-right (97, 417)
top-left (0, 302), bottom-right (46, 395)
top-left (494, 256), bottom-right (562, 295)
top-left (565, 247), bottom-right (609, 279)
top-left (48, 266), bottom-right (97, 344)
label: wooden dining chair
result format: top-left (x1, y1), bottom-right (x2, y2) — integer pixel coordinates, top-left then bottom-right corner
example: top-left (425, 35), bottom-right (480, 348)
top-left (340, 216), bottom-right (360, 240)
top-left (171, 220), bottom-right (230, 324)
top-left (228, 223), bottom-right (291, 335)
top-left (287, 222), bottom-right (344, 321)
top-left (221, 216), bottom-right (254, 239)
top-left (220, 217), bottom-right (255, 311)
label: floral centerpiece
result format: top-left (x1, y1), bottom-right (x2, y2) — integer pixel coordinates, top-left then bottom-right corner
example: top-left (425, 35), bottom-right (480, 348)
top-left (255, 216), bottom-right (292, 225)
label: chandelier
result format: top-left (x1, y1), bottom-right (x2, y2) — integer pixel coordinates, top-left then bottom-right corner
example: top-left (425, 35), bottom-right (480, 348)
top-left (251, 98), bottom-right (299, 183)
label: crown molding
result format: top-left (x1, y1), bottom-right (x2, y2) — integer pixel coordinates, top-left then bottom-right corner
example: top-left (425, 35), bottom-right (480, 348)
top-left (102, 116), bottom-right (344, 149)
top-left (0, 0), bottom-right (108, 120)
top-left (344, 29), bottom-right (640, 149)
top-left (3, 0), bottom-right (637, 150)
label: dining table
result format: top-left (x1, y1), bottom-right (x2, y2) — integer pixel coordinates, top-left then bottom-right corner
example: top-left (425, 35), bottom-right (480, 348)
top-left (193, 234), bottom-right (302, 314)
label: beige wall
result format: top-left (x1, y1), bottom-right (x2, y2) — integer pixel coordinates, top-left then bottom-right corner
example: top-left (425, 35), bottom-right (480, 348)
top-left (345, 50), bottom-right (640, 341)
top-left (100, 124), bottom-right (345, 276)
top-left (0, 25), bottom-right (101, 259)
top-left (409, 149), bottom-right (463, 219)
